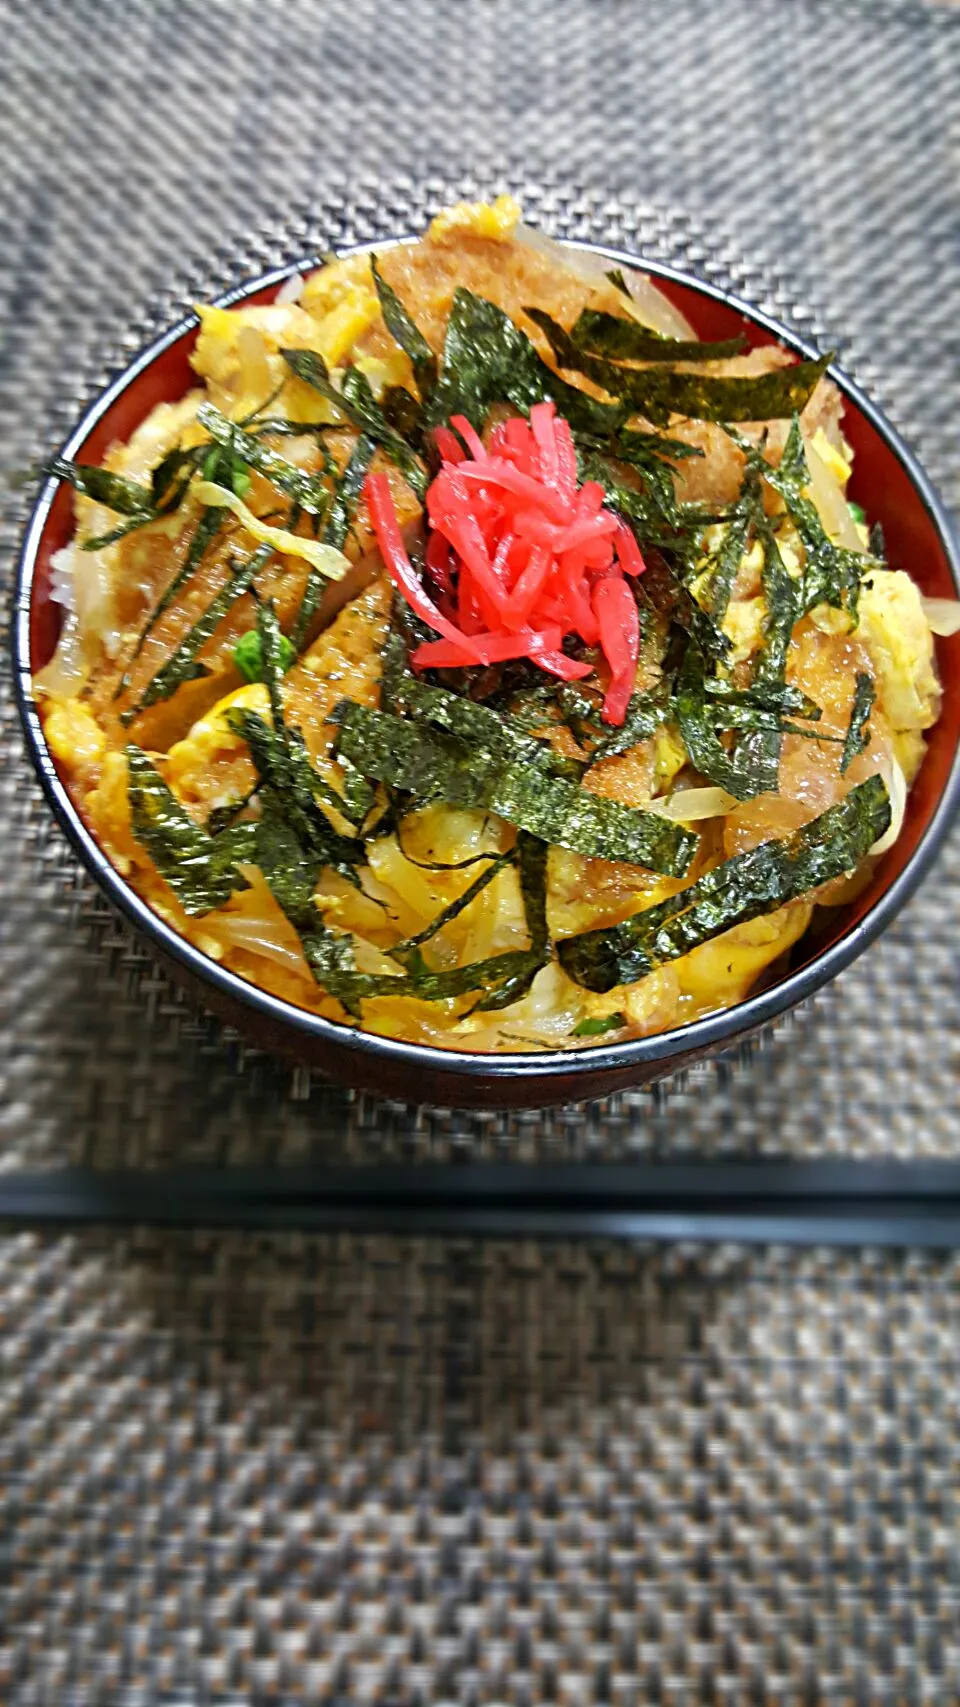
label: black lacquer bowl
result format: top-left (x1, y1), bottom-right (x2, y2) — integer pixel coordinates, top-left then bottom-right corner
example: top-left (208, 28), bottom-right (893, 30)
top-left (13, 241), bottom-right (960, 1107)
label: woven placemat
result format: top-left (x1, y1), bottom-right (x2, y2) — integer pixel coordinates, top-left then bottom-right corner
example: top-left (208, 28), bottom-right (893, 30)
top-left (3, 1231), bottom-right (960, 1704)
top-left (2, 2), bottom-right (960, 1695)
top-left (2, 5), bottom-right (960, 1163)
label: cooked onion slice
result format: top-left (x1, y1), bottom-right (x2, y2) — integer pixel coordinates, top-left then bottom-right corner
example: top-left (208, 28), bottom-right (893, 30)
top-left (514, 224), bottom-right (697, 340)
top-left (920, 596), bottom-right (960, 637)
top-left (803, 435), bottom-right (864, 552)
top-left (33, 615), bottom-right (87, 697)
top-left (645, 786), bottom-right (738, 822)
top-left (869, 755), bottom-right (907, 856)
top-left (275, 271), bottom-right (304, 306)
top-left (202, 864), bottom-right (316, 978)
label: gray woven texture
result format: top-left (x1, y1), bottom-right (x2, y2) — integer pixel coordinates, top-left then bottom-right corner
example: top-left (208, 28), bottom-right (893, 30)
top-left (1, 0), bottom-right (960, 1162)
top-left (3, 1232), bottom-right (960, 1705)
top-left (2, 4), bottom-right (960, 1164)
top-left (2, 0), bottom-right (960, 1700)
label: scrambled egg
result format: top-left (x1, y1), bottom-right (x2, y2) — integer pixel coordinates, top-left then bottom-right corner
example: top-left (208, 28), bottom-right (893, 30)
top-left (110, 394), bottom-right (208, 484)
top-left (652, 724), bottom-right (687, 790)
top-left (674, 903), bottom-right (814, 1006)
top-left (858, 569), bottom-right (940, 731)
top-left (722, 595), bottom-right (768, 664)
top-left (428, 194), bottom-right (521, 244)
top-left (193, 301), bottom-right (321, 384)
top-left (44, 698), bottom-right (106, 791)
top-left (809, 425), bottom-right (851, 486)
top-left (166, 683), bottom-right (268, 807)
top-left (194, 257), bottom-right (410, 412)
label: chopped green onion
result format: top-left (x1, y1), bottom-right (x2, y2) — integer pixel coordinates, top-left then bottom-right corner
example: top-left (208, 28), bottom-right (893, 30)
top-left (571, 1012), bottom-right (626, 1037)
top-left (233, 627), bottom-right (296, 683)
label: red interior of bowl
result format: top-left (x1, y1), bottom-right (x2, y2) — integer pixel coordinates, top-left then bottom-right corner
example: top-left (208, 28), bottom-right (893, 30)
top-left (28, 262), bottom-right (960, 987)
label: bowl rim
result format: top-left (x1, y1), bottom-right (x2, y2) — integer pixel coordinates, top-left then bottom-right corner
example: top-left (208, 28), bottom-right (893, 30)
top-left (12, 237), bottom-right (960, 1088)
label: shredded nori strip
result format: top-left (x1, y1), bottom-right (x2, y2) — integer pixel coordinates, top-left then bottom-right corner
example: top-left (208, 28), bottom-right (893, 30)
top-left (333, 702), bottom-right (696, 876)
top-left (294, 924), bottom-right (392, 1015)
top-left (81, 459), bottom-right (201, 549)
top-left (334, 704), bottom-right (506, 807)
top-left (313, 832), bottom-right (551, 1017)
top-left (426, 288), bottom-right (624, 439)
top-left (704, 679), bottom-right (822, 718)
top-left (378, 618), bottom-right (420, 713)
top-left (53, 443), bottom-right (204, 549)
top-left (526, 308), bottom-right (832, 427)
top-left (257, 593), bottom-right (370, 834)
top-left (675, 643), bottom-right (769, 801)
top-left (49, 457), bottom-right (155, 516)
top-left (227, 598), bottom-right (370, 861)
top-left (249, 789), bottom-right (328, 925)
top-left (290, 431), bottom-right (378, 652)
top-left (280, 348), bottom-right (426, 499)
top-left (115, 445), bottom-right (239, 696)
top-left (380, 385), bottom-right (424, 444)
top-left (344, 364), bottom-right (428, 495)
top-left (121, 543), bottom-right (272, 723)
top-left (698, 460), bottom-right (764, 631)
top-left (325, 431), bottom-right (379, 552)
top-left (754, 521), bottom-right (803, 680)
top-left (242, 415), bottom-right (339, 445)
top-left (126, 745), bottom-right (256, 914)
top-left (206, 787), bottom-right (258, 836)
top-left (727, 520), bottom-right (803, 793)
top-left (557, 774), bottom-right (890, 991)
top-left (677, 493), bottom-right (838, 800)
top-left (149, 442), bottom-right (208, 506)
top-left (501, 678), bottom-right (608, 756)
top-left (80, 513), bottom-right (164, 552)
top-left (578, 446), bottom-right (683, 538)
top-left (124, 765), bottom-right (395, 1015)
top-left (614, 426), bottom-right (705, 464)
top-left (380, 620), bottom-right (581, 757)
top-left (709, 703), bottom-right (839, 741)
top-left (242, 712), bottom-right (366, 865)
top-left (583, 688), bottom-right (672, 768)
top-left (554, 683), bottom-right (607, 738)
top-left (371, 255), bottom-right (438, 397)
top-left (279, 347), bottom-right (358, 414)
top-left (140, 504), bottom-right (226, 641)
top-left (378, 640), bottom-right (583, 782)
top-left (196, 403), bottom-right (332, 516)
top-left (124, 725), bottom-right (588, 1016)
top-left (840, 673), bottom-right (875, 773)
top-left (670, 442), bottom-right (819, 796)
top-left (54, 443), bottom-right (206, 552)
top-left (227, 702), bottom-right (368, 847)
top-left (469, 831), bottom-right (550, 1011)
top-left (297, 923), bottom-right (541, 1018)
top-left (278, 830), bottom-right (550, 1017)
top-left (571, 308), bottom-right (747, 365)
top-left (516, 830), bottom-right (550, 961)
top-left (392, 849), bottom-right (516, 955)
top-left (742, 419), bottom-right (867, 618)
